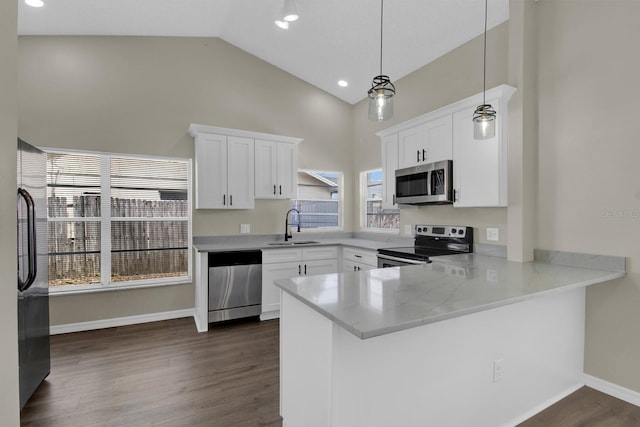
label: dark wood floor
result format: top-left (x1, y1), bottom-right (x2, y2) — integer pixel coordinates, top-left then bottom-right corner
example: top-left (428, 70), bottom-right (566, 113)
top-left (21, 317), bottom-right (282, 426)
top-left (21, 317), bottom-right (640, 426)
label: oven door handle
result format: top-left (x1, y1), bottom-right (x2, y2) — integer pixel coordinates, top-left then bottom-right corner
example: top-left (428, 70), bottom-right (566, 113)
top-left (376, 253), bottom-right (427, 265)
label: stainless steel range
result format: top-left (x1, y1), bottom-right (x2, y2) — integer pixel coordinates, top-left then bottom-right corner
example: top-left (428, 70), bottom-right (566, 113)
top-left (377, 225), bottom-right (473, 268)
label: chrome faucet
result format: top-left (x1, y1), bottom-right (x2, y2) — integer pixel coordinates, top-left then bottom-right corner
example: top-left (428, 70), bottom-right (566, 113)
top-left (285, 208), bottom-right (301, 241)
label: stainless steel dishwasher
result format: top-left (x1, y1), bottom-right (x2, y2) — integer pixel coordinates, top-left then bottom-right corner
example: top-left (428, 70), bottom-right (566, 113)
top-left (208, 250), bottom-right (262, 323)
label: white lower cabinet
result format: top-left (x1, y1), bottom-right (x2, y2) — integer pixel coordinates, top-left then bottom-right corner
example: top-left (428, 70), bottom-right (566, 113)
top-left (261, 246), bottom-right (338, 319)
top-left (342, 247), bottom-right (378, 272)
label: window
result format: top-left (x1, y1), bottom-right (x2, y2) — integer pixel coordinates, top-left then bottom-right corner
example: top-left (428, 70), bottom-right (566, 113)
top-left (290, 170), bottom-right (342, 229)
top-left (361, 169), bottom-right (399, 230)
top-left (46, 150), bottom-right (191, 292)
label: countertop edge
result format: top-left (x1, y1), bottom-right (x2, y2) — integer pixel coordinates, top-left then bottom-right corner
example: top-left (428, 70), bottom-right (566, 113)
top-left (275, 256), bottom-right (626, 340)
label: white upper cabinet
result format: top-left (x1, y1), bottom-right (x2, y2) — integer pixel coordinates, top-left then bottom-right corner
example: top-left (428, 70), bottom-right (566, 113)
top-left (194, 133), bottom-right (228, 209)
top-left (189, 124), bottom-right (302, 209)
top-left (452, 89), bottom-right (515, 207)
top-left (194, 133), bottom-right (254, 209)
top-left (226, 136), bottom-right (255, 209)
top-left (397, 115), bottom-right (453, 169)
top-left (378, 85), bottom-right (516, 209)
top-left (381, 134), bottom-right (399, 209)
top-left (255, 139), bottom-right (298, 199)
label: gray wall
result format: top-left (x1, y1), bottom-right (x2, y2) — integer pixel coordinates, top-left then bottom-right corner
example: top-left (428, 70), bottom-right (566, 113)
top-left (17, 36), bottom-right (353, 326)
top-left (0, 0), bottom-right (20, 423)
top-left (535, 0), bottom-right (640, 393)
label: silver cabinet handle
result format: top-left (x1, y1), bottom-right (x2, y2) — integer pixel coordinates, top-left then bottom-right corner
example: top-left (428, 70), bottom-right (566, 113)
top-left (273, 185), bottom-right (276, 195)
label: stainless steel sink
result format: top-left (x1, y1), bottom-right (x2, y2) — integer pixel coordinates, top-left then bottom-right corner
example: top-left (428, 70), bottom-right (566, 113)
top-left (267, 240), bottom-right (320, 246)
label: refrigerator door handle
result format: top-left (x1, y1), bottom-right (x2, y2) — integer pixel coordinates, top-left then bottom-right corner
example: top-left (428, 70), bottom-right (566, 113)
top-left (17, 187), bottom-right (37, 292)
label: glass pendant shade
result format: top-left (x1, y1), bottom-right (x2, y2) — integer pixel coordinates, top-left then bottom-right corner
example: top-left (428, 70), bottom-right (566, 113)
top-left (473, 104), bottom-right (496, 139)
top-left (282, 0), bottom-right (299, 22)
top-left (368, 75), bottom-right (395, 122)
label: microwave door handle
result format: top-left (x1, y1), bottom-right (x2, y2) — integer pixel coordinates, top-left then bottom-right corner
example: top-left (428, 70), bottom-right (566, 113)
top-left (426, 171), bottom-right (431, 196)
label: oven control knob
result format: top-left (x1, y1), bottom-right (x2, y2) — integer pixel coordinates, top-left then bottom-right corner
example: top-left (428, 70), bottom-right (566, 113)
top-left (458, 229), bottom-right (464, 235)
top-left (417, 227), bottom-right (422, 233)
top-left (451, 228), bottom-right (456, 234)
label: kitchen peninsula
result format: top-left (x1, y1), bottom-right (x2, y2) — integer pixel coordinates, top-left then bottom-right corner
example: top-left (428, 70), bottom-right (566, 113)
top-left (275, 253), bottom-right (625, 427)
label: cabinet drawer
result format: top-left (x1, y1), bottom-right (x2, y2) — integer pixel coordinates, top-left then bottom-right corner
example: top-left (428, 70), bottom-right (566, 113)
top-left (302, 246), bottom-right (338, 261)
top-left (262, 248), bottom-right (303, 264)
top-left (343, 247), bottom-right (378, 267)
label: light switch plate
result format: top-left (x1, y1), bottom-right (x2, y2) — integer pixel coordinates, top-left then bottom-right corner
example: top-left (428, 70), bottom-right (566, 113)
top-left (486, 227), bottom-right (499, 241)
top-left (240, 224), bottom-right (250, 234)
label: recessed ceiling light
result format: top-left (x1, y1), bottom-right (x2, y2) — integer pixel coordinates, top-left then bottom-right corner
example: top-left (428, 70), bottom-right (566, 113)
top-left (275, 20), bottom-right (289, 30)
top-left (25, 0), bottom-right (44, 7)
top-left (338, 80), bottom-right (349, 87)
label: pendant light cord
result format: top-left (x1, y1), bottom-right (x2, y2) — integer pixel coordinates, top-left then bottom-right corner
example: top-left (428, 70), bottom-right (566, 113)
top-left (379, 0), bottom-right (384, 76)
top-left (482, 0), bottom-right (488, 105)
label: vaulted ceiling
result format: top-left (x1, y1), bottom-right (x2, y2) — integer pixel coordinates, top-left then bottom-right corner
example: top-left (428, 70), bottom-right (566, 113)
top-left (18, 0), bottom-right (509, 104)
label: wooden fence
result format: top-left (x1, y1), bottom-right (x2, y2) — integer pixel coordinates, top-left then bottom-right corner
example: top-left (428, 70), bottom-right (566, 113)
top-left (48, 196), bottom-right (188, 286)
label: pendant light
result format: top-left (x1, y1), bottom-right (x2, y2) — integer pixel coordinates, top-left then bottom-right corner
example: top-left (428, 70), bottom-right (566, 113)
top-left (368, 0), bottom-right (395, 122)
top-left (473, 0), bottom-right (496, 139)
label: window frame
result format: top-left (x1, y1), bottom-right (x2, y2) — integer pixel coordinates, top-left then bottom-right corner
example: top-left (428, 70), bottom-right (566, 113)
top-left (360, 168), bottom-right (399, 234)
top-left (43, 147), bottom-right (193, 295)
top-left (291, 169), bottom-right (344, 232)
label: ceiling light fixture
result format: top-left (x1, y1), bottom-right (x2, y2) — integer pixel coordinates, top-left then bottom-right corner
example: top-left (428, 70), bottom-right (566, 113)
top-left (282, 0), bottom-right (299, 22)
top-left (368, 0), bottom-right (395, 122)
top-left (473, 0), bottom-right (496, 139)
top-left (25, 0), bottom-right (44, 7)
top-left (338, 80), bottom-right (348, 87)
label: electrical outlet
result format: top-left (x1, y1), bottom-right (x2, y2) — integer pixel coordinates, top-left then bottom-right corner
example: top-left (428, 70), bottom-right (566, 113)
top-left (493, 358), bottom-right (504, 383)
top-left (404, 224), bottom-right (412, 235)
top-left (486, 227), bottom-right (500, 241)
top-left (486, 269), bottom-right (498, 282)
top-left (240, 224), bottom-right (250, 234)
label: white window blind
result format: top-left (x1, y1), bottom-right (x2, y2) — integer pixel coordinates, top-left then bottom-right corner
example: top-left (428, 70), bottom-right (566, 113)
top-left (46, 150), bottom-right (191, 291)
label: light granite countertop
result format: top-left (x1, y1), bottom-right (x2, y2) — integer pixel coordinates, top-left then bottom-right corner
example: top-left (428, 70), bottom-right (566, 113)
top-left (192, 234), bottom-right (412, 253)
top-left (275, 253), bottom-right (625, 340)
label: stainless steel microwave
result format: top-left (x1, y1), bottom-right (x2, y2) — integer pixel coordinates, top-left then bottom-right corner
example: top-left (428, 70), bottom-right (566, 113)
top-left (395, 160), bottom-right (453, 205)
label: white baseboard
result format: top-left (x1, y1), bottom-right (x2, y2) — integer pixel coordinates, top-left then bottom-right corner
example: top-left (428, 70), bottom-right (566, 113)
top-left (584, 374), bottom-right (640, 407)
top-left (260, 310), bottom-right (280, 321)
top-left (50, 308), bottom-right (195, 335)
top-left (502, 382), bottom-right (584, 427)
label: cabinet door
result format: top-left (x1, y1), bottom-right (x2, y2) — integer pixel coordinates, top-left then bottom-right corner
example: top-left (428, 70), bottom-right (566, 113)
top-left (261, 261), bottom-right (300, 316)
top-left (452, 99), bottom-right (505, 207)
top-left (254, 139), bottom-right (278, 199)
top-left (425, 115), bottom-right (453, 163)
top-left (398, 124), bottom-right (427, 169)
top-left (195, 133), bottom-right (227, 209)
top-left (304, 258), bottom-right (338, 276)
top-left (277, 142), bottom-right (298, 199)
top-left (343, 260), bottom-right (360, 272)
top-left (381, 134), bottom-right (399, 209)
top-left (227, 136), bottom-right (255, 209)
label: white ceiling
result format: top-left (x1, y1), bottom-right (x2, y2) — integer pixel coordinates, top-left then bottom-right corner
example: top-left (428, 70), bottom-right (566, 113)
top-left (17, 0), bottom-right (509, 105)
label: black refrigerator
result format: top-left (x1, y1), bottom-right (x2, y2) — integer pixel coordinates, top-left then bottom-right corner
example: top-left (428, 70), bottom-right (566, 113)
top-left (17, 138), bottom-right (50, 409)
